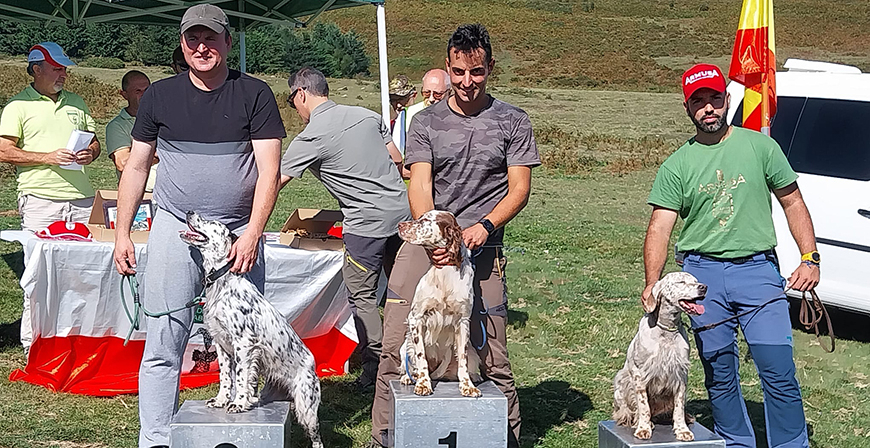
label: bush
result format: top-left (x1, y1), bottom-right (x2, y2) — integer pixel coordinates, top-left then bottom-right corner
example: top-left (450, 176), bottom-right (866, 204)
top-left (228, 22), bottom-right (370, 77)
top-left (79, 56), bottom-right (125, 69)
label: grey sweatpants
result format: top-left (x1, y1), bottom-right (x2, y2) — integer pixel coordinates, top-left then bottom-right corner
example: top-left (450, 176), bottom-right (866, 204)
top-left (138, 210), bottom-right (264, 448)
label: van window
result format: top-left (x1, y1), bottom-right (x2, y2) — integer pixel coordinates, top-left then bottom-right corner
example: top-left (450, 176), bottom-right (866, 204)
top-left (731, 96), bottom-right (806, 155)
top-left (786, 98), bottom-right (870, 181)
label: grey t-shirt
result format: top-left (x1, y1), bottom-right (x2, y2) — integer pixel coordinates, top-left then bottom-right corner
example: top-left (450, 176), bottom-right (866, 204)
top-left (404, 96), bottom-right (540, 246)
top-left (281, 101), bottom-right (411, 238)
top-left (132, 71), bottom-right (286, 228)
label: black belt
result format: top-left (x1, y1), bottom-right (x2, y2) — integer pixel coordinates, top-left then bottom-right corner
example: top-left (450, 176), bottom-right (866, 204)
top-left (678, 249), bottom-right (776, 265)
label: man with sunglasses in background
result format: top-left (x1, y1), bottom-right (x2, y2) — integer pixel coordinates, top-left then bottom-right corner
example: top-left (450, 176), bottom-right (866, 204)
top-left (280, 66), bottom-right (411, 392)
top-left (404, 68), bottom-right (451, 132)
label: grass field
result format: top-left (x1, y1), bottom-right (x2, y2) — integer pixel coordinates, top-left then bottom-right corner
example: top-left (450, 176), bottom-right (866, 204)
top-left (1, 63), bottom-right (870, 448)
top-left (323, 0), bottom-right (870, 91)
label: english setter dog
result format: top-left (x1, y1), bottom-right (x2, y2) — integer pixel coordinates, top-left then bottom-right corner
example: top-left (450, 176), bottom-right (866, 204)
top-left (179, 211), bottom-right (322, 448)
top-left (613, 272), bottom-right (706, 441)
top-left (396, 210), bottom-right (482, 397)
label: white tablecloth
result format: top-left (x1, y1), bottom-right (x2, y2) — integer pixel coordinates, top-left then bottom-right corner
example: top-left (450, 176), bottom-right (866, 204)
top-left (1, 230), bottom-right (358, 395)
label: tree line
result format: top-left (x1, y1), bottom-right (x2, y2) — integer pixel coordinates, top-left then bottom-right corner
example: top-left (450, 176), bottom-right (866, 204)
top-left (0, 20), bottom-right (370, 78)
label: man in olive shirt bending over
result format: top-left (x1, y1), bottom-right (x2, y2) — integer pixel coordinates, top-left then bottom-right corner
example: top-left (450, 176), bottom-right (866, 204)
top-left (280, 67), bottom-right (411, 391)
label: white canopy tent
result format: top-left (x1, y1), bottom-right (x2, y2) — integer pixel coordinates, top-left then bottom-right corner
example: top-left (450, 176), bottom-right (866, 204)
top-left (0, 0), bottom-right (392, 123)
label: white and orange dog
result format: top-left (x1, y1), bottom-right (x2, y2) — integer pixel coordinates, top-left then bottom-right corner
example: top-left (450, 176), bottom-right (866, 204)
top-left (397, 210), bottom-right (482, 397)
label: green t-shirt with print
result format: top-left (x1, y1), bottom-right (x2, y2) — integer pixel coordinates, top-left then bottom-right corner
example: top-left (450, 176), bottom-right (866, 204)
top-left (648, 126), bottom-right (798, 259)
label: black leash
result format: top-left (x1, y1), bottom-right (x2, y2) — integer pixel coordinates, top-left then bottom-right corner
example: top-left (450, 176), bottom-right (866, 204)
top-left (693, 296), bottom-right (787, 333)
top-left (692, 288), bottom-right (835, 353)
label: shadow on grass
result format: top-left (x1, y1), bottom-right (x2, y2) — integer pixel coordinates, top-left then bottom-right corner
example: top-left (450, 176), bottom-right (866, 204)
top-left (0, 318), bottom-right (20, 350)
top-left (302, 379), bottom-right (370, 448)
top-left (1, 249), bottom-right (24, 279)
top-left (788, 298), bottom-right (870, 343)
top-left (688, 398), bottom-right (814, 448)
top-left (508, 309), bottom-right (528, 329)
top-left (518, 380), bottom-right (592, 448)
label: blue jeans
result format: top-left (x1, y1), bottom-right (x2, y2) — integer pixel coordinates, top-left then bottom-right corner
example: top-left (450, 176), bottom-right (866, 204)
top-left (682, 252), bottom-right (808, 448)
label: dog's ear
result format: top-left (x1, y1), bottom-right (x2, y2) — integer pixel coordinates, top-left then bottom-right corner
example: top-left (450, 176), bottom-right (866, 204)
top-left (442, 217), bottom-right (463, 264)
top-left (642, 280), bottom-right (663, 314)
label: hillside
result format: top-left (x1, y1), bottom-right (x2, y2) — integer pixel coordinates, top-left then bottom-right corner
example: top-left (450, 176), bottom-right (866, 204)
top-left (323, 0), bottom-right (870, 91)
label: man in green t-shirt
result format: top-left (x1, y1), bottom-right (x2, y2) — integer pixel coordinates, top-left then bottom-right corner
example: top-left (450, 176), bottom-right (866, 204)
top-left (643, 63), bottom-right (818, 448)
top-left (106, 70), bottom-right (158, 192)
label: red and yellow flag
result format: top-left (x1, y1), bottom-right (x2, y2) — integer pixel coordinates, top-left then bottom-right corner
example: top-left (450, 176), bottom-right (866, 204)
top-left (728, 0), bottom-right (776, 134)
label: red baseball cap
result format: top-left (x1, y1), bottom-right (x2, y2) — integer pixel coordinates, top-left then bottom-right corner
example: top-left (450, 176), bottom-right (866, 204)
top-left (681, 63), bottom-right (726, 101)
top-left (35, 221), bottom-right (92, 242)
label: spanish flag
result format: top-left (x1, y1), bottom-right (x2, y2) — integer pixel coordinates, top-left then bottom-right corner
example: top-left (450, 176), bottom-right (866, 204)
top-left (728, 0), bottom-right (776, 135)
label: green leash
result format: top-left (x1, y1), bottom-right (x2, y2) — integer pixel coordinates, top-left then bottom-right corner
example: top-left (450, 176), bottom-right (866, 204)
top-left (119, 262), bottom-right (233, 345)
top-left (120, 274), bottom-right (204, 345)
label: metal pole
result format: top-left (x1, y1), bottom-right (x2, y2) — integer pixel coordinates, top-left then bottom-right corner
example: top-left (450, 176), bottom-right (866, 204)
top-left (240, 27), bottom-right (247, 73)
top-left (239, 0), bottom-right (246, 73)
top-left (376, 3), bottom-right (390, 125)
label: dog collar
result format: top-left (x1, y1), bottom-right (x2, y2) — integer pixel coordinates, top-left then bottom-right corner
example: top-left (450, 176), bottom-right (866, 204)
top-left (204, 261), bottom-right (234, 286)
top-left (656, 321), bottom-right (679, 332)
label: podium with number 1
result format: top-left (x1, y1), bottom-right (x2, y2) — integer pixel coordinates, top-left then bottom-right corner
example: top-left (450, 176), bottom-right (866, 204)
top-left (389, 380), bottom-right (507, 448)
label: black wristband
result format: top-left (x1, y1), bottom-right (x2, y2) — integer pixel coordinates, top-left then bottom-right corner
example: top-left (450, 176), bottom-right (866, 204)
top-left (479, 218), bottom-right (495, 235)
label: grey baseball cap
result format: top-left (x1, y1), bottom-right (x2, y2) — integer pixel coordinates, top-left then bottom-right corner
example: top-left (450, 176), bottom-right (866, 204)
top-left (180, 4), bottom-right (229, 34)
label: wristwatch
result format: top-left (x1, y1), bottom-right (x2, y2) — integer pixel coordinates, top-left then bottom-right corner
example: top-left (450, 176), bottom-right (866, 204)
top-left (478, 218), bottom-right (495, 235)
top-left (801, 250), bottom-right (821, 265)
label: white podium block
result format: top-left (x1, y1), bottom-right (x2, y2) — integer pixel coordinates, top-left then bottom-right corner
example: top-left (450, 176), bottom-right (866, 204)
top-left (598, 420), bottom-right (725, 448)
top-left (389, 380), bottom-right (507, 448)
top-left (170, 400), bottom-right (291, 448)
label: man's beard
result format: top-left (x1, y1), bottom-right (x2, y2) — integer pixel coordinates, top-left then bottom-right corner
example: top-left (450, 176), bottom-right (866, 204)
top-left (51, 83), bottom-right (63, 94)
top-left (692, 113), bottom-right (727, 134)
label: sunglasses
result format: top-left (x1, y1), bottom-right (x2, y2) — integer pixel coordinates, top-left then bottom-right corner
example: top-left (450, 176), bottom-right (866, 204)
top-left (422, 89), bottom-right (448, 99)
top-left (171, 61), bottom-right (189, 72)
top-left (287, 87), bottom-right (304, 109)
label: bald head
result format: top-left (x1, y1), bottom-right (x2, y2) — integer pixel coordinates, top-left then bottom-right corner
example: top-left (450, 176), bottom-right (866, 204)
top-left (421, 69), bottom-right (450, 106)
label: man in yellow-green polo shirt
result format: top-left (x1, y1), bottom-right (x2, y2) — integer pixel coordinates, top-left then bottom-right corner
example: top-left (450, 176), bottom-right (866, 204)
top-left (0, 41), bottom-right (100, 233)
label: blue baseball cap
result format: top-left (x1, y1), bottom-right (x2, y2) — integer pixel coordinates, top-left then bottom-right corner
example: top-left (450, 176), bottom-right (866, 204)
top-left (28, 42), bottom-right (76, 67)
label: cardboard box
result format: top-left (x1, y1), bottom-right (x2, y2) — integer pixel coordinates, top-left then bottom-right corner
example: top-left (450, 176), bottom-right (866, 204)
top-left (87, 190), bottom-right (153, 243)
top-left (279, 209), bottom-right (344, 251)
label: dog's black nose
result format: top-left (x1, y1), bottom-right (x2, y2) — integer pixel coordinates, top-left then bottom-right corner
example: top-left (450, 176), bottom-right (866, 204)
top-left (186, 211), bottom-right (195, 218)
top-left (698, 283), bottom-right (708, 295)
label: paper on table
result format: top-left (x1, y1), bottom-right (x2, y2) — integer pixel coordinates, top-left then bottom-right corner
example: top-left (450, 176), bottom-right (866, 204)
top-left (59, 130), bottom-right (94, 171)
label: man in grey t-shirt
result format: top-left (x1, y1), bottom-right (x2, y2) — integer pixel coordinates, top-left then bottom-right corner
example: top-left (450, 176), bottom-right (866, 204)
top-left (280, 67), bottom-right (411, 390)
top-left (369, 24), bottom-right (539, 448)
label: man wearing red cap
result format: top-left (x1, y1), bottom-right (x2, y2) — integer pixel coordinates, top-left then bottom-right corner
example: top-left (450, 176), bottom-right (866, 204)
top-left (642, 63), bottom-right (817, 448)
top-left (0, 41), bottom-right (100, 354)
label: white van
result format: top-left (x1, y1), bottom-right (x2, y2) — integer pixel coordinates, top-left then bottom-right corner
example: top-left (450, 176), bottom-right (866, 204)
top-left (727, 59), bottom-right (870, 315)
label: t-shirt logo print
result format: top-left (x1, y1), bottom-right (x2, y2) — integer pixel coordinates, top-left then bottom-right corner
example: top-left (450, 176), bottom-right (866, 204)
top-left (699, 169), bottom-right (746, 227)
top-left (66, 110), bottom-right (82, 127)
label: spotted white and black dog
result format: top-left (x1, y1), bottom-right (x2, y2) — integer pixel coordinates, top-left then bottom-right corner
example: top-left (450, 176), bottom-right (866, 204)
top-left (396, 210), bottom-right (482, 398)
top-left (179, 211), bottom-right (322, 448)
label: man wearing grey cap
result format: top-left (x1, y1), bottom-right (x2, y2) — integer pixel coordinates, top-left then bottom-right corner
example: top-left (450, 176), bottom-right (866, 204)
top-left (0, 41), bottom-right (100, 354)
top-left (112, 4), bottom-right (285, 447)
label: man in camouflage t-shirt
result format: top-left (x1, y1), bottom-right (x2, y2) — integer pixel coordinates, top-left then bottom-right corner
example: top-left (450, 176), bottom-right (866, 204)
top-left (369, 23), bottom-right (539, 448)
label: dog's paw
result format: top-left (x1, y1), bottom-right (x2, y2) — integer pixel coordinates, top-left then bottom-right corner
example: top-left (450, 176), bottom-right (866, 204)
top-left (459, 381), bottom-right (481, 398)
top-left (634, 424), bottom-right (653, 440)
top-left (226, 401), bottom-right (254, 414)
top-left (675, 428), bottom-right (694, 442)
top-left (399, 374), bottom-right (414, 385)
top-left (414, 379), bottom-right (433, 396)
top-left (206, 396), bottom-right (229, 408)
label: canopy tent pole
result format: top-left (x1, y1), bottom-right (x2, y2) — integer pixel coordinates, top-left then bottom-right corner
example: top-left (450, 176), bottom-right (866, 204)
top-left (239, 1), bottom-right (247, 73)
top-left (376, 2), bottom-right (390, 125)
top-left (239, 23), bottom-right (247, 73)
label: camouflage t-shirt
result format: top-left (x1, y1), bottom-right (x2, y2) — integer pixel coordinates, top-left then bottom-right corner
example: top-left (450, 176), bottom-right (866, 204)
top-left (405, 96), bottom-right (540, 246)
